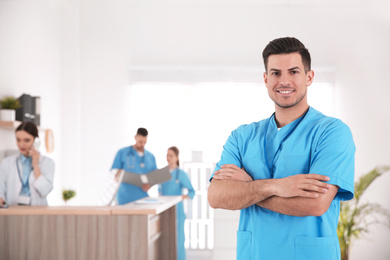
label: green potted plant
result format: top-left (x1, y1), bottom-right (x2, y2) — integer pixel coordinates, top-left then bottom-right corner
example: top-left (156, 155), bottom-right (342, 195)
top-left (62, 189), bottom-right (76, 204)
top-left (0, 96), bottom-right (21, 121)
top-left (337, 166), bottom-right (390, 260)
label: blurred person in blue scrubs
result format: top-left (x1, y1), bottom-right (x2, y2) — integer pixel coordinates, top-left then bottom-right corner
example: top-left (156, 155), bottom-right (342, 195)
top-left (208, 37), bottom-right (355, 260)
top-left (0, 122), bottom-right (55, 206)
top-left (111, 127), bottom-right (157, 204)
top-left (159, 146), bottom-right (195, 260)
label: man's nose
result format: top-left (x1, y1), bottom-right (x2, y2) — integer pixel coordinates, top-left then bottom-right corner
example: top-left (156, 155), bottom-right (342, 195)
top-left (279, 74), bottom-right (292, 87)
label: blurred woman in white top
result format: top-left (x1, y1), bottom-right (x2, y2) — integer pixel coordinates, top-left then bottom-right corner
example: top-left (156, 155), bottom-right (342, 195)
top-left (0, 122), bottom-right (54, 206)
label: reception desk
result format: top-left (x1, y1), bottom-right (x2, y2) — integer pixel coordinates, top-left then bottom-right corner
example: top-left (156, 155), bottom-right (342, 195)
top-left (0, 196), bottom-right (181, 260)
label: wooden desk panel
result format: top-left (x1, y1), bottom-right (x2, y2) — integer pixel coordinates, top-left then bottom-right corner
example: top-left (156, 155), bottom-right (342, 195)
top-left (0, 196), bottom-right (181, 260)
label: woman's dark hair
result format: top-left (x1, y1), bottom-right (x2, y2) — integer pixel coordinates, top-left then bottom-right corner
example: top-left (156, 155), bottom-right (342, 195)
top-left (15, 122), bottom-right (39, 138)
top-left (168, 146), bottom-right (180, 166)
top-left (262, 37), bottom-right (311, 73)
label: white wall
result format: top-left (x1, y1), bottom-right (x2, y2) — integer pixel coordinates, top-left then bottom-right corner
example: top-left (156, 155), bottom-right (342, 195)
top-left (58, 0), bottom-right (83, 205)
top-left (1, 0), bottom-right (390, 259)
top-left (0, 1), bottom-right (63, 204)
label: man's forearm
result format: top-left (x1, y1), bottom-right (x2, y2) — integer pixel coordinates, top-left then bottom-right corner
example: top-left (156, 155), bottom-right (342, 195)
top-left (257, 196), bottom-right (316, 217)
top-left (208, 169), bottom-right (334, 212)
top-left (257, 185), bottom-right (338, 217)
top-left (208, 178), bottom-right (275, 210)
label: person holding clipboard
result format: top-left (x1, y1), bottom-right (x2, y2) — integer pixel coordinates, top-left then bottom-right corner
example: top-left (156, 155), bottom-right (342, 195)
top-left (0, 122), bottom-right (55, 206)
top-left (159, 146), bottom-right (195, 260)
top-left (111, 127), bottom-right (157, 205)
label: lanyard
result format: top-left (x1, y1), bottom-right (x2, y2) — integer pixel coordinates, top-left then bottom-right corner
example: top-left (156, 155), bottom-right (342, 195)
top-left (16, 157), bottom-right (32, 191)
top-left (263, 108), bottom-right (310, 177)
top-left (175, 168), bottom-right (180, 183)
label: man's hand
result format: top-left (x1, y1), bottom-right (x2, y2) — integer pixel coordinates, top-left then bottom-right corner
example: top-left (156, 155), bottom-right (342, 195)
top-left (213, 164), bottom-right (253, 182)
top-left (0, 198), bottom-right (5, 205)
top-left (274, 174), bottom-right (331, 199)
top-left (142, 184), bottom-right (151, 192)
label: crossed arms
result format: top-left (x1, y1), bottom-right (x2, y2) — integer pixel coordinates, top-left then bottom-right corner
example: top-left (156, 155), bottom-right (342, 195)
top-left (207, 164), bottom-right (339, 217)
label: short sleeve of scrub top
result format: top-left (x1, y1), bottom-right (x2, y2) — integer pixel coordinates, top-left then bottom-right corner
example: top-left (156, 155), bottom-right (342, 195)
top-left (211, 125), bottom-right (248, 179)
top-left (310, 119), bottom-right (356, 201)
top-left (111, 148), bottom-right (125, 170)
top-left (149, 154), bottom-right (157, 171)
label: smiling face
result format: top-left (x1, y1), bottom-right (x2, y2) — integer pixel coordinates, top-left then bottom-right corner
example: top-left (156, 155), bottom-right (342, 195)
top-left (264, 52), bottom-right (314, 110)
top-left (16, 130), bottom-right (35, 156)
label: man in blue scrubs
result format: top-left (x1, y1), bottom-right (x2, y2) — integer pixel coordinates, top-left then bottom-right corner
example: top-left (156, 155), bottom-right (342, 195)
top-left (208, 37), bottom-right (355, 260)
top-left (111, 128), bottom-right (157, 204)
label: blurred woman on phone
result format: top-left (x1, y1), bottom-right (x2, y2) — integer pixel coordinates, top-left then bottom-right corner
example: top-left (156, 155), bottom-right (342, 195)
top-left (0, 122), bottom-right (54, 206)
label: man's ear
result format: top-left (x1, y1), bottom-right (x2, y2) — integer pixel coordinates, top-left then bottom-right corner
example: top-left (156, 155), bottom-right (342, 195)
top-left (263, 72), bottom-right (268, 86)
top-left (306, 70), bottom-right (314, 86)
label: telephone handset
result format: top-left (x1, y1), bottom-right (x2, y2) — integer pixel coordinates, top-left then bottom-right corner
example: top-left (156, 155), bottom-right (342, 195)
top-left (33, 138), bottom-right (41, 151)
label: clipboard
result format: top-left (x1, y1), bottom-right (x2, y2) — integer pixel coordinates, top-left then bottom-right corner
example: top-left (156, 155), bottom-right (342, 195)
top-left (122, 166), bottom-right (172, 187)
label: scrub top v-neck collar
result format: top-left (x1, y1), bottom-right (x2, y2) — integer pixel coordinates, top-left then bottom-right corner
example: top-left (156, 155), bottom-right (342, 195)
top-left (264, 107), bottom-right (310, 177)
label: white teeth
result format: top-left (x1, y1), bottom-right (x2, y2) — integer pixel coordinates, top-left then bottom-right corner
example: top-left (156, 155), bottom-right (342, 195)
top-left (279, 90), bottom-right (292, 94)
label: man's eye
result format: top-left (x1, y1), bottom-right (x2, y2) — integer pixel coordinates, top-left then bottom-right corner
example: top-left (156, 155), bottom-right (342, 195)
top-left (290, 70), bottom-right (298, 74)
top-left (272, 72), bottom-right (279, 76)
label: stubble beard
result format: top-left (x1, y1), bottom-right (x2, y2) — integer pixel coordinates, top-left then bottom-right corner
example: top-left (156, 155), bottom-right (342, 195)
top-left (273, 89), bottom-right (307, 109)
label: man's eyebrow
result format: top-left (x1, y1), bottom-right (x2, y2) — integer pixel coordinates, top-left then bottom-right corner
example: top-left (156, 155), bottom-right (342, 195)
top-left (269, 67), bottom-right (302, 72)
top-left (288, 66), bottom-right (301, 71)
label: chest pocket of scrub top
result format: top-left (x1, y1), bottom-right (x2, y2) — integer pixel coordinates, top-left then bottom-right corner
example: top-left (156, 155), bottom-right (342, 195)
top-left (236, 231), bottom-right (252, 260)
top-left (277, 155), bottom-right (309, 177)
top-left (294, 236), bottom-right (338, 260)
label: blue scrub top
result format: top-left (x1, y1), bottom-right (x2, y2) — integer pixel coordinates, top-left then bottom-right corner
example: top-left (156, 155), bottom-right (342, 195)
top-left (111, 146), bottom-right (157, 204)
top-left (159, 168), bottom-right (195, 199)
top-left (212, 107), bottom-right (355, 260)
top-left (160, 168), bottom-right (195, 260)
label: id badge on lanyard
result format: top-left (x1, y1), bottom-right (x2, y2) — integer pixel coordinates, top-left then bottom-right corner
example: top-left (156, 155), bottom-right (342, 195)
top-left (16, 157), bottom-right (32, 205)
top-left (17, 195), bottom-right (31, 205)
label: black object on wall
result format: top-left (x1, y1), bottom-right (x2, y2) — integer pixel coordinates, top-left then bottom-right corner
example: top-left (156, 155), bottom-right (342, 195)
top-left (15, 94), bottom-right (41, 126)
